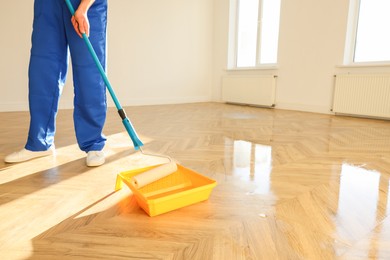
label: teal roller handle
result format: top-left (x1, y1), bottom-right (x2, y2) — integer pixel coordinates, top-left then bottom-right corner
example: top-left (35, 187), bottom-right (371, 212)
top-left (64, 0), bottom-right (143, 150)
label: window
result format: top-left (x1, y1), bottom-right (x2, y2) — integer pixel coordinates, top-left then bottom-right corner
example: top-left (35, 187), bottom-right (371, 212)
top-left (345, 0), bottom-right (390, 64)
top-left (228, 0), bottom-right (281, 69)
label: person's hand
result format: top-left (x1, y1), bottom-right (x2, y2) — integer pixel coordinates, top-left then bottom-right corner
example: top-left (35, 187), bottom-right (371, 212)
top-left (71, 0), bottom-right (95, 38)
top-left (71, 9), bottom-right (90, 38)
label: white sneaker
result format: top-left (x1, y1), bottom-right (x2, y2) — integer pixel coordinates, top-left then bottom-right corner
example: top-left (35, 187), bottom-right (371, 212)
top-left (86, 151), bottom-right (105, 167)
top-left (4, 146), bottom-right (55, 163)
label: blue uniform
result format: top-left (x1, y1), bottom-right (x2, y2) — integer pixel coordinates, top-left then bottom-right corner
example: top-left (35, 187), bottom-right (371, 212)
top-left (26, 0), bottom-right (108, 152)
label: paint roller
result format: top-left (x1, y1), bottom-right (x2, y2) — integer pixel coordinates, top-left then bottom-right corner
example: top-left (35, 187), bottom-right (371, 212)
top-left (65, 0), bottom-right (178, 186)
top-left (130, 160), bottom-right (178, 189)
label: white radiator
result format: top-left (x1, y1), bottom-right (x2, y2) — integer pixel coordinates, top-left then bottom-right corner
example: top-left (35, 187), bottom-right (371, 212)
top-left (222, 75), bottom-right (276, 107)
top-left (332, 74), bottom-right (390, 119)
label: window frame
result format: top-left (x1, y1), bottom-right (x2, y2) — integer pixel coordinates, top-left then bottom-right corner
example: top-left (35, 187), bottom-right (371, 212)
top-left (227, 0), bottom-right (280, 70)
top-left (344, 0), bottom-right (390, 66)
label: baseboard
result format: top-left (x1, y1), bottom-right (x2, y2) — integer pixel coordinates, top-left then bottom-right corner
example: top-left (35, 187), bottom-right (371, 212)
top-left (275, 102), bottom-right (331, 114)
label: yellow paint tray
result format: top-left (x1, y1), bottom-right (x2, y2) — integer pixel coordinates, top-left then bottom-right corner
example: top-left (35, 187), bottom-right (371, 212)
top-left (115, 164), bottom-right (217, 217)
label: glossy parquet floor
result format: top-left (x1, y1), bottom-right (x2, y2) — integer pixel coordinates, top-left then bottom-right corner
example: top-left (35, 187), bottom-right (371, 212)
top-left (1, 102), bottom-right (390, 259)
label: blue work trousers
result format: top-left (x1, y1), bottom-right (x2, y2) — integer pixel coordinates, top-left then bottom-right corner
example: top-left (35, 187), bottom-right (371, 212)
top-left (26, 0), bottom-right (108, 152)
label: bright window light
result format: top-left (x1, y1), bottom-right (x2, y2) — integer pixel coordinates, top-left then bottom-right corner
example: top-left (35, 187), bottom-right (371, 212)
top-left (259, 0), bottom-right (281, 64)
top-left (354, 0), bottom-right (390, 62)
top-left (236, 0), bottom-right (259, 67)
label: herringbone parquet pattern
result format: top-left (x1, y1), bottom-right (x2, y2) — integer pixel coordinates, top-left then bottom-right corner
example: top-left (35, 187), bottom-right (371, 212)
top-left (1, 102), bottom-right (390, 259)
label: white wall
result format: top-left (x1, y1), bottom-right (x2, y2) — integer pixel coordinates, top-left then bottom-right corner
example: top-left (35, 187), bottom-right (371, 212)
top-left (0, 2), bottom-right (33, 111)
top-left (213, 0), bottom-right (390, 114)
top-left (0, 0), bottom-right (213, 112)
top-left (107, 0), bottom-right (213, 107)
